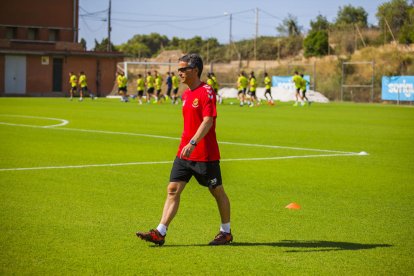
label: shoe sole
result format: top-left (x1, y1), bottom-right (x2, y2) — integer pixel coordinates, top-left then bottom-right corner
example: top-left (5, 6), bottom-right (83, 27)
top-left (209, 236), bottom-right (233, 246)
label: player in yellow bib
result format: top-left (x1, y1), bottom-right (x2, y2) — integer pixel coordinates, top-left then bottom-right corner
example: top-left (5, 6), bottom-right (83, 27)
top-left (237, 71), bottom-right (248, 106)
top-left (171, 72), bottom-right (180, 104)
top-left (154, 70), bottom-right (164, 103)
top-left (211, 72), bottom-right (222, 104)
top-left (264, 72), bottom-right (274, 105)
top-left (206, 73), bottom-right (215, 90)
top-left (145, 71), bottom-right (156, 104)
top-left (136, 74), bottom-right (145, 105)
top-left (68, 72), bottom-right (77, 100)
top-left (117, 71), bottom-right (128, 102)
top-left (78, 71), bottom-right (96, 101)
top-left (300, 74), bottom-right (311, 106)
top-left (248, 71), bottom-right (258, 107)
top-left (292, 71), bottom-right (304, 106)
top-left (78, 72), bottom-right (87, 101)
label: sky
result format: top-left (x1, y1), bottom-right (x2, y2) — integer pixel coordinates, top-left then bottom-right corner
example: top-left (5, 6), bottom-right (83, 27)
top-left (79, 0), bottom-right (387, 50)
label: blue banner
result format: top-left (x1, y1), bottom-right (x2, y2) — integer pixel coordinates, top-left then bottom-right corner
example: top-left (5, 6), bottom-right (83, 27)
top-left (382, 76), bottom-right (414, 101)
top-left (272, 75), bottom-right (310, 90)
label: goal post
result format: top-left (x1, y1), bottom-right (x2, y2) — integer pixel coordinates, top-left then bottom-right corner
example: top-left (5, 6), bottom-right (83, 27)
top-left (341, 61), bottom-right (375, 102)
top-left (122, 61), bottom-right (176, 79)
top-left (109, 61), bottom-right (177, 96)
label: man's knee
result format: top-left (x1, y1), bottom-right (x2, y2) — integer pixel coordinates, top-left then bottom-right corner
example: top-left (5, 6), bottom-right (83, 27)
top-left (167, 182), bottom-right (185, 197)
top-left (168, 186), bottom-right (178, 196)
top-left (209, 185), bottom-right (226, 198)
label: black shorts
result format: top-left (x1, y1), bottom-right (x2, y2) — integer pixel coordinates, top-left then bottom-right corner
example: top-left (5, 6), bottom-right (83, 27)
top-left (70, 86), bottom-right (77, 92)
top-left (119, 87), bottom-right (127, 93)
top-left (173, 88), bottom-right (178, 95)
top-left (137, 90), bottom-right (144, 97)
top-left (169, 157), bottom-right (222, 188)
top-left (238, 88), bottom-right (246, 95)
top-left (166, 87), bottom-right (172, 96)
top-left (156, 89), bottom-right (162, 96)
top-left (302, 89), bottom-right (307, 94)
top-left (81, 86), bottom-right (88, 93)
top-left (265, 88), bottom-right (271, 94)
top-left (249, 90), bottom-right (256, 97)
top-left (147, 87), bottom-right (155, 94)
top-left (296, 87), bottom-right (301, 93)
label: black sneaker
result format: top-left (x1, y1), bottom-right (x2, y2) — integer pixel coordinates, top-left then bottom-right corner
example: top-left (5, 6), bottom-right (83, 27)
top-left (136, 229), bottom-right (165, 246)
top-left (209, 231), bottom-right (233, 245)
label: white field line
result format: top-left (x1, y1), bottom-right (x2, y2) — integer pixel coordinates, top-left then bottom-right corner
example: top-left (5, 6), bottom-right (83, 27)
top-left (0, 115), bottom-right (368, 172)
top-left (0, 152), bottom-right (363, 172)
top-left (0, 117), bottom-right (359, 154)
top-left (0, 114), bottom-right (69, 128)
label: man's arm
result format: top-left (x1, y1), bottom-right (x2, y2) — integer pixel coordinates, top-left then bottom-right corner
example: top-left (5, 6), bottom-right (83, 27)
top-left (180, 116), bottom-right (214, 158)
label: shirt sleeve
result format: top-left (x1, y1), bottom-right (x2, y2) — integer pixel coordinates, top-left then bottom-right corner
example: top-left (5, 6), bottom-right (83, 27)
top-left (202, 87), bottom-right (216, 118)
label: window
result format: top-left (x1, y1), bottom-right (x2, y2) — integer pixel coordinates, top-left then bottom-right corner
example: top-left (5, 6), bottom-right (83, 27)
top-left (6, 27), bottom-right (17, 39)
top-left (48, 29), bottom-right (59, 41)
top-left (28, 28), bottom-right (38, 40)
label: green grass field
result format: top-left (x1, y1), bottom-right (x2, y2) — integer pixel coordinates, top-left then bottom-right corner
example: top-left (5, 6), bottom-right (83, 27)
top-left (0, 98), bottom-right (413, 275)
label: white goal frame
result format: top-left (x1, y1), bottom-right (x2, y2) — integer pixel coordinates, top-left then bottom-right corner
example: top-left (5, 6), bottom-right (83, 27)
top-left (341, 61), bottom-right (375, 102)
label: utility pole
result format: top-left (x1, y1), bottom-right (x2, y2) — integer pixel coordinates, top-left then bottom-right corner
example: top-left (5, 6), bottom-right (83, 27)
top-left (107, 0), bottom-right (112, 52)
top-left (254, 7), bottom-right (258, 60)
top-left (224, 12), bottom-right (233, 58)
top-left (229, 13), bottom-right (232, 45)
top-left (207, 39), bottom-right (209, 64)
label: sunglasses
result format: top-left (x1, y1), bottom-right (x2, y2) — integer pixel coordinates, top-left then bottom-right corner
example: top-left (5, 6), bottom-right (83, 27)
top-left (177, 66), bottom-right (194, 73)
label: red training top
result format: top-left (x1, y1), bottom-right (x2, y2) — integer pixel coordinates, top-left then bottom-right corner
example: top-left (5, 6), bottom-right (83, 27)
top-left (176, 82), bottom-right (220, 161)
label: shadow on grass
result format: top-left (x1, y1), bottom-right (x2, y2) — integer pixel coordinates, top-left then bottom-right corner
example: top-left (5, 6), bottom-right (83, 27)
top-left (161, 240), bottom-right (392, 252)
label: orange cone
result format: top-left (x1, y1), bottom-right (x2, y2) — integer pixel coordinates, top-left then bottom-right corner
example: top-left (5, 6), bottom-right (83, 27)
top-left (285, 202), bottom-right (301, 209)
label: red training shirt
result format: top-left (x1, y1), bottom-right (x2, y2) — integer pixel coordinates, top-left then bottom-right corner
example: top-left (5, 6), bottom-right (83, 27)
top-left (176, 82), bottom-right (220, 161)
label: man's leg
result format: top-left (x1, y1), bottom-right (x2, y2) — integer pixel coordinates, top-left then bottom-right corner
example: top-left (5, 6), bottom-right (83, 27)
top-left (208, 185), bottom-right (232, 245)
top-left (209, 185), bottom-right (230, 223)
top-left (136, 181), bottom-right (186, 246)
top-left (160, 181), bottom-right (187, 227)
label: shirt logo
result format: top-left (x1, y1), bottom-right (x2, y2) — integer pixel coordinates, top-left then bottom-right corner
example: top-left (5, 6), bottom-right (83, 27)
top-left (192, 98), bottom-right (199, 108)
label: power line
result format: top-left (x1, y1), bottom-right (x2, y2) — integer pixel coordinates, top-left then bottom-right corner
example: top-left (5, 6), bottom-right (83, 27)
top-left (81, 8), bottom-right (254, 24)
top-left (79, 6), bottom-right (108, 16)
top-left (80, 16), bottom-right (106, 33)
top-left (258, 9), bottom-right (283, 21)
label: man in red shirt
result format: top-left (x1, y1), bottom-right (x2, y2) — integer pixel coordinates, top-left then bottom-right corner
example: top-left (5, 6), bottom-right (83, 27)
top-left (136, 53), bottom-right (232, 246)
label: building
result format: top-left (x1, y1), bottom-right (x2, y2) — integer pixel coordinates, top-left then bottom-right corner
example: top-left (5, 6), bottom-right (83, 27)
top-left (0, 0), bottom-right (124, 97)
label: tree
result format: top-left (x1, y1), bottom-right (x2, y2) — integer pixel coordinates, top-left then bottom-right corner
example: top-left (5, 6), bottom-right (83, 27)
top-left (376, 0), bottom-right (414, 42)
top-left (119, 41), bottom-right (150, 58)
top-left (335, 5), bottom-right (368, 27)
top-left (277, 14), bottom-right (302, 37)
top-left (79, 38), bottom-right (87, 50)
top-left (93, 38), bottom-right (116, 52)
top-left (310, 15), bottom-right (330, 31)
top-left (304, 15), bottom-right (330, 58)
top-left (303, 30), bottom-right (329, 57)
top-left (118, 33), bottom-right (169, 57)
top-left (398, 7), bottom-right (414, 43)
top-left (179, 36), bottom-right (204, 54)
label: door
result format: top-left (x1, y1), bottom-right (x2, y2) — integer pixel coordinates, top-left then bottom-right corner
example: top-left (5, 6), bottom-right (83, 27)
top-left (52, 58), bottom-right (63, 92)
top-left (5, 55), bottom-right (26, 94)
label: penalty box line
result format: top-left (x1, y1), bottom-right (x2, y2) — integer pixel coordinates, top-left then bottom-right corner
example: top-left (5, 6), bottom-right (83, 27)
top-left (0, 152), bottom-right (362, 172)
